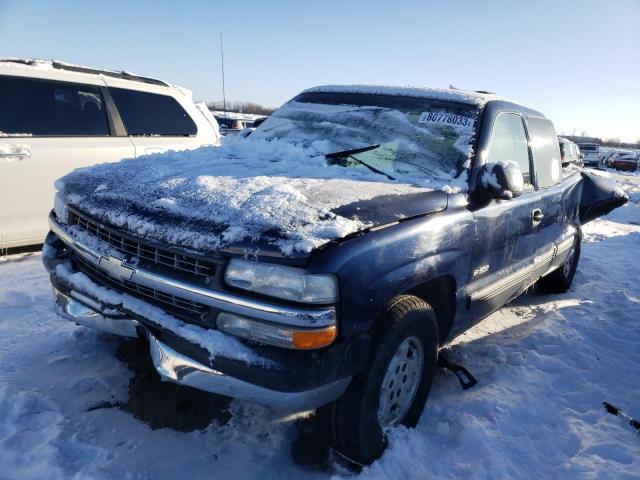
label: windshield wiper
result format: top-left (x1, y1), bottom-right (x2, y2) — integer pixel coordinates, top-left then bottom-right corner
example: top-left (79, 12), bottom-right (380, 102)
top-left (325, 144), bottom-right (395, 180)
top-left (325, 144), bottom-right (381, 159)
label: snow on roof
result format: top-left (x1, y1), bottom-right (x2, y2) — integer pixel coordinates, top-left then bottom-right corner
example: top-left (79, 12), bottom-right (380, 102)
top-left (302, 84), bottom-right (510, 107)
top-left (0, 57), bottom-right (172, 88)
top-left (210, 111), bottom-right (266, 121)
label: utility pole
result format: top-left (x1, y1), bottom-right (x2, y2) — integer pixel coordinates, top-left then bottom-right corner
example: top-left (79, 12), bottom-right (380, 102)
top-left (220, 34), bottom-right (227, 115)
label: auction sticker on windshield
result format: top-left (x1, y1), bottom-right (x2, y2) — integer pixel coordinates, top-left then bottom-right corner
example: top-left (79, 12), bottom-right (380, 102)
top-left (418, 112), bottom-right (475, 128)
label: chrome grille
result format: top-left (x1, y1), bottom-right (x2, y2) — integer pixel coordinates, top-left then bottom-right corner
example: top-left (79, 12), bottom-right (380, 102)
top-left (69, 211), bottom-right (217, 280)
top-left (74, 255), bottom-right (208, 321)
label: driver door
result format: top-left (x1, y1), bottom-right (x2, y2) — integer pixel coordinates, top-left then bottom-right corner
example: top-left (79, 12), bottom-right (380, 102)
top-left (466, 112), bottom-right (542, 322)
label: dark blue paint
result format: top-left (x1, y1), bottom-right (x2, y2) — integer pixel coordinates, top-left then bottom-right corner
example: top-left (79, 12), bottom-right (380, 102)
top-left (301, 99), bottom-right (623, 346)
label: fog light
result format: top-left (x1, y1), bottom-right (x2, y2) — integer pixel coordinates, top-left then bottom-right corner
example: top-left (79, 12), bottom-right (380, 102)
top-left (217, 313), bottom-right (336, 350)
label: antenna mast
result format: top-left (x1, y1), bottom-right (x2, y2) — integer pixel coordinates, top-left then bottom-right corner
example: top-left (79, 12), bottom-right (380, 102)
top-left (220, 34), bottom-right (227, 115)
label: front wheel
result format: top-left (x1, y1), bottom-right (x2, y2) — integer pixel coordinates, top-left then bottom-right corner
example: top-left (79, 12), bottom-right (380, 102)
top-left (325, 296), bottom-right (439, 465)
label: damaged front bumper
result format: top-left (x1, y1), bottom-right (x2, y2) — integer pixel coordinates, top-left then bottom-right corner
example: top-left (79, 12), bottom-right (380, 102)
top-left (44, 215), bottom-right (370, 412)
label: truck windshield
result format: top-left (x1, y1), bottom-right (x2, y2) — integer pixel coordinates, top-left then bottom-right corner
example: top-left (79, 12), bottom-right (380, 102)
top-left (251, 92), bottom-right (480, 182)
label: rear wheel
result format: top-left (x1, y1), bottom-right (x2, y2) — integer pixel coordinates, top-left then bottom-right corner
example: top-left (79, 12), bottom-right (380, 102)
top-left (326, 296), bottom-right (439, 465)
top-left (539, 236), bottom-right (581, 294)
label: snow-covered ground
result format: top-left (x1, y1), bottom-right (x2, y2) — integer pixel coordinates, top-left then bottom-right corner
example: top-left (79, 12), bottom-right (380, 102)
top-left (0, 172), bottom-right (638, 480)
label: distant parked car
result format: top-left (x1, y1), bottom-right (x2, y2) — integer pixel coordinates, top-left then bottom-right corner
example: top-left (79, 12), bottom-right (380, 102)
top-left (212, 111), bottom-right (267, 136)
top-left (577, 143), bottom-right (600, 167)
top-left (601, 150), bottom-right (618, 168)
top-left (611, 152), bottom-right (639, 172)
top-left (0, 58), bottom-right (220, 251)
top-left (559, 137), bottom-right (583, 167)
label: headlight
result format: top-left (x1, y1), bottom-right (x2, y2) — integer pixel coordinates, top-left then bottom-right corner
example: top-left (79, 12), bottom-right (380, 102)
top-left (54, 192), bottom-right (69, 224)
top-left (224, 258), bottom-right (338, 304)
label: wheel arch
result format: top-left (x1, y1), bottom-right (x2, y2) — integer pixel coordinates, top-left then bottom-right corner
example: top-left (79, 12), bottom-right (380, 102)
top-left (406, 275), bottom-right (457, 346)
top-left (373, 275), bottom-right (457, 347)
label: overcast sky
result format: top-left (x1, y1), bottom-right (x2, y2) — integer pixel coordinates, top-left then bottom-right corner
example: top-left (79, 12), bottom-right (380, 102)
top-left (1, 0), bottom-right (638, 141)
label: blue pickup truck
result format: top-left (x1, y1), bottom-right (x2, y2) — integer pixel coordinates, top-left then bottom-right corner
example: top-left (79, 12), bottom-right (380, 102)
top-left (43, 85), bottom-right (627, 465)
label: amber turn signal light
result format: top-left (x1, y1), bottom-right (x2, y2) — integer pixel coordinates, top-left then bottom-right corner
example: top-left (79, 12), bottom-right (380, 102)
top-left (292, 326), bottom-right (337, 350)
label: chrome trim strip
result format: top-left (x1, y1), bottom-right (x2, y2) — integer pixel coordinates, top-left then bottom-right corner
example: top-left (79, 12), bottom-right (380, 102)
top-left (469, 264), bottom-right (533, 303)
top-left (469, 243), bottom-right (557, 303)
top-left (556, 236), bottom-right (574, 255)
top-left (49, 215), bottom-right (336, 327)
top-left (534, 248), bottom-right (555, 267)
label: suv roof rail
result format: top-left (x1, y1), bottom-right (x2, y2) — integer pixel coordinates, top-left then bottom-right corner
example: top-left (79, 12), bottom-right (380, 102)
top-left (0, 58), bottom-right (170, 87)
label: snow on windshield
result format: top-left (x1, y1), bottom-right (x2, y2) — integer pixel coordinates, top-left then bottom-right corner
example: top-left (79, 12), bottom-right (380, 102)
top-left (251, 92), bottom-right (479, 182)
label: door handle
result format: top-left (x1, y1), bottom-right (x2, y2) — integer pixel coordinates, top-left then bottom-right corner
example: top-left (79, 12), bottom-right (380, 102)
top-left (532, 209), bottom-right (544, 225)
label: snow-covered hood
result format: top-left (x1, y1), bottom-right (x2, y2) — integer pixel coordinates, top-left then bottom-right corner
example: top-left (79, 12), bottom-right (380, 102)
top-left (55, 138), bottom-right (452, 257)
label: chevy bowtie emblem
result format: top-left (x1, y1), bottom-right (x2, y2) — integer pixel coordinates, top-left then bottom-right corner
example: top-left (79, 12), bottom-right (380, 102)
top-left (98, 255), bottom-right (135, 281)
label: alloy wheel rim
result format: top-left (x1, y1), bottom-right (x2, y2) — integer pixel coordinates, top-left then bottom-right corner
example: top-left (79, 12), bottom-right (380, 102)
top-left (377, 336), bottom-right (424, 428)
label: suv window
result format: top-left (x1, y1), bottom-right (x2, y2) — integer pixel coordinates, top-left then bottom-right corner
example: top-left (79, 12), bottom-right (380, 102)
top-left (0, 76), bottom-right (109, 136)
top-left (109, 88), bottom-right (197, 136)
top-left (579, 144), bottom-right (597, 151)
top-left (487, 113), bottom-right (531, 184)
top-left (527, 117), bottom-right (562, 188)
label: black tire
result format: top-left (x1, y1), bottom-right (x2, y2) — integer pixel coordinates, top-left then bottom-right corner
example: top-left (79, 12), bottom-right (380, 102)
top-left (539, 236), bottom-right (581, 294)
top-left (325, 295), bottom-right (439, 465)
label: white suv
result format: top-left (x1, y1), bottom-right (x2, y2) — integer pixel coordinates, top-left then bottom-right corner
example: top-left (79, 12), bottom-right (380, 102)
top-left (0, 58), bottom-right (220, 251)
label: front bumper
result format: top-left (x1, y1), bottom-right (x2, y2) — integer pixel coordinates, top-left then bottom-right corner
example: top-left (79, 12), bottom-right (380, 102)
top-left (44, 214), bottom-right (370, 412)
top-left (53, 288), bottom-right (352, 410)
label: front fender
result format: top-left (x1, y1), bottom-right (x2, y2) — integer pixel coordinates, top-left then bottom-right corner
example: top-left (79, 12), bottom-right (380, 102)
top-left (310, 205), bottom-right (474, 337)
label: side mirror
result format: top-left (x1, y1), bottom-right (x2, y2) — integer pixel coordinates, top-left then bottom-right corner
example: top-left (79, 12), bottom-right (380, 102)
top-left (481, 162), bottom-right (524, 199)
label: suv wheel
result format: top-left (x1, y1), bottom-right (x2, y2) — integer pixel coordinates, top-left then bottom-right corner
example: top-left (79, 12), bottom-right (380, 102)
top-left (325, 295), bottom-right (439, 465)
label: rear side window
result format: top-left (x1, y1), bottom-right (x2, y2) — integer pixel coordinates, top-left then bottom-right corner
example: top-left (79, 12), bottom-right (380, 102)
top-left (559, 142), bottom-right (566, 156)
top-left (110, 88), bottom-right (197, 136)
top-left (487, 113), bottom-right (531, 184)
top-left (527, 117), bottom-right (562, 188)
top-left (0, 75), bottom-right (109, 136)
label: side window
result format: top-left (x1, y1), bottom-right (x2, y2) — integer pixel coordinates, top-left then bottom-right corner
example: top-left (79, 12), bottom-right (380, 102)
top-left (527, 117), bottom-right (562, 188)
top-left (0, 76), bottom-right (109, 136)
top-left (109, 88), bottom-right (197, 136)
top-left (487, 113), bottom-right (531, 185)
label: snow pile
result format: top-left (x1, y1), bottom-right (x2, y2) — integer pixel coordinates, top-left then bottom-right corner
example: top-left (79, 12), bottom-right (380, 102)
top-left (56, 136), bottom-right (456, 255)
top-left (0, 143), bottom-right (30, 155)
top-left (210, 110), bottom-right (266, 121)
